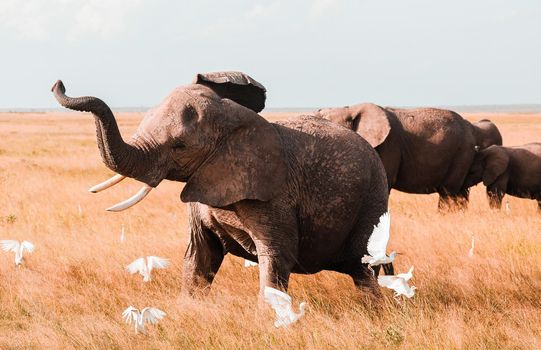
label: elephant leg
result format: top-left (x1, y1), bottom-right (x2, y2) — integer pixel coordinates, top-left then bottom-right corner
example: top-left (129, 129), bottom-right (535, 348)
top-left (455, 188), bottom-right (470, 209)
top-left (438, 146), bottom-right (475, 211)
top-left (256, 252), bottom-right (296, 293)
top-left (351, 263), bottom-right (382, 299)
top-left (438, 189), bottom-right (469, 212)
top-left (382, 262), bottom-right (394, 275)
top-left (183, 222), bottom-right (225, 296)
top-left (438, 191), bottom-right (454, 211)
top-left (487, 189), bottom-right (503, 209)
top-left (486, 175), bottom-right (508, 210)
top-left (331, 260), bottom-right (380, 296)
top-left (372, 263), bottom-right (394, 276)
top-left (234, 202), bottom-right (299, 295)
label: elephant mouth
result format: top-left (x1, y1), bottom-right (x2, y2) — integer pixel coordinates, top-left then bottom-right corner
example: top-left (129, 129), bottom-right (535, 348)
top-left (88, 174), bottom-right (154, 212)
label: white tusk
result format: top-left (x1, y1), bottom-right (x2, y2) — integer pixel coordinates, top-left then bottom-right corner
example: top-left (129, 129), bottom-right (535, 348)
top-left (88, 174), bottom-right (126, 193)
top-left (106, 186), bottom-right (153, 212)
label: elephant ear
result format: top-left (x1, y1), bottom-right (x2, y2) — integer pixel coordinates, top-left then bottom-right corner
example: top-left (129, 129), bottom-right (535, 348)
top-left (193, 71), bottom-right (267, 113)
top-left (181, 100), bottom-right (287, 207)
top-left (350, 103), bottom-right (392, 148)
top-left (482, 147), bottom-right (509, 186)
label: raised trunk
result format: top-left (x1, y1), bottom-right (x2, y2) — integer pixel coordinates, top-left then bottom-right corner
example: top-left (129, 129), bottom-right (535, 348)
top-left (51, 80), bottom-right (152, 183)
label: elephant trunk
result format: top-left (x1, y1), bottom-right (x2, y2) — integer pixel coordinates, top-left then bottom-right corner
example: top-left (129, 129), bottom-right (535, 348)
top-left (51, 80), bottom-right (156, 187)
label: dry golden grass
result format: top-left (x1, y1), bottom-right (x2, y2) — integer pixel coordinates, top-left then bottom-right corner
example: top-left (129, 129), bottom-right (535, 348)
top-left (1, 111), bottom-right (540, 349)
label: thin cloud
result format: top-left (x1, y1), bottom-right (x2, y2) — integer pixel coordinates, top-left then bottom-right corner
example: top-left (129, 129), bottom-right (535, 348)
top-left (244, 1), bottom-right (282, 20)
top-left (68, 0), bottom-right (143, 41)
top-left (0, 0), bottom-right (143, 41)
top-left (309, 0), bottom-right (341, 20)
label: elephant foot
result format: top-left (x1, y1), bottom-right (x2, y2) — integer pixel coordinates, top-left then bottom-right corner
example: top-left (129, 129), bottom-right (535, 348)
top-left (182, 274), bottom-right (214, 297)
top-left (382, 262), bottom-right (394, 275)
top-left (438, 194), bottom-right (468, 213)
top-left (351, 264), bottom-right (382, 299)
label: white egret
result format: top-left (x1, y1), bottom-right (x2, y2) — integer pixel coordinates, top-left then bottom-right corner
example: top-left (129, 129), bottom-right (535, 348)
top-left (377, 266), bottom-right (416, 299)
top-left (505, 201), bottom-right (511, 215)
top-left (244, 259), bottom-right (258, 267)
top-left (468, 236), bottom-right (475, 258)
top-left (126, 256), bottom-right (169, 282)
top-left (361, 212), bottom-right (396, 269)
top-left (0, 240), bottom-right (35, 266)
top-left (263, 286), bottom-right (306, 328)
top-left (120, 225), bottom-right (126, 243)
top-left (122, 306), bottom-right (166, 334)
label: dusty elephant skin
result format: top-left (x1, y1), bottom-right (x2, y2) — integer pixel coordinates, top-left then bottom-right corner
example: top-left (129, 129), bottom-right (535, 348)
top-left (464, 143), bottom-right (541, 210)
top-left (316, 104), bottom-right (502, 210)
top-left (51, 72), bottom-right (389, 296)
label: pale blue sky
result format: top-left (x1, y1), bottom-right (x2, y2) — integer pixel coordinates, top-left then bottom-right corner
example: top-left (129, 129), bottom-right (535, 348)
top-left (1, 0), bottom-right (539, 109)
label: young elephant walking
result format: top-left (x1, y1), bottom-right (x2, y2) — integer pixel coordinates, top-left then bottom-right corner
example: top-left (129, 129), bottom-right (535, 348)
top-left (465, 143), bottom-right (541, 210)
top-left (51, 72), bottom-right (389, 296)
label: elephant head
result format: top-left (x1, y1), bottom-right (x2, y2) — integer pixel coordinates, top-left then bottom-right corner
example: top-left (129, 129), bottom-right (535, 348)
top-left (315, 103), bottom-right (392, 148)
top-left (51, 71), bottom-right (287, 211)
top-left (465, 145), bottom-right (510, 187)
top-left (471, 119), bottom-right (503, 150)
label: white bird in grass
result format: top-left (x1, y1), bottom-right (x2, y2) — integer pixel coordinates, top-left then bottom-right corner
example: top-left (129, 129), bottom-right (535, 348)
top-left (1, 240), bottom-right (35, 266)
top-left (122, 306), bottom-right (166, 334)
top-left (505, 201), bottom-right (511, 215)
top-left (361, 212), bottom-right (396, 270)
top-left (126, 256), bottom-right (169, 282)
top-left (377, 266), bottom-right (416, 299)
top-left (263, 286), bottom-right (307, 328)
top-left (468, 236), bottom-right (475, 258)
top-left (120, 225), bottom-right (125, 243)
top-left (244, 259), bottom-right (258, 267)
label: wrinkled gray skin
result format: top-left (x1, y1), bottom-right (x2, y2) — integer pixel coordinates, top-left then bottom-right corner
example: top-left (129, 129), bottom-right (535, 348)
top-left (464, 143), bottom-right (541, 210)
top-left (316, 104), bottom-right (502, 210)
top-left (51, 74), bottom-right (389, 296)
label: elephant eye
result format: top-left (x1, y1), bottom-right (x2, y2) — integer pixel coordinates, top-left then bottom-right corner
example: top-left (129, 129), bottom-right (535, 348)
top-left (173, 140), bottom-right (186, 150)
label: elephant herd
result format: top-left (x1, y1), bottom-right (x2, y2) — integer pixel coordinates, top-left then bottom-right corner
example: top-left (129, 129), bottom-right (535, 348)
top-left (51, 71), bottom-right (541, 297)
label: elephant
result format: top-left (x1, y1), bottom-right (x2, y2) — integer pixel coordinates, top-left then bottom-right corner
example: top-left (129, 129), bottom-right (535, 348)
top-left (472, 119), bottom-right (503, 149)
top-left (315, 104), bottom-right (502, 210)
top-left (51, 71), bottom-right (390, 296)
top-left (464, 143), bottom-right (541, 210)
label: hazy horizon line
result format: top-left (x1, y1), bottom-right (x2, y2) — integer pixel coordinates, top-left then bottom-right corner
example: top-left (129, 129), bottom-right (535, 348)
top-left (2, 104), bottom-right (541, 114)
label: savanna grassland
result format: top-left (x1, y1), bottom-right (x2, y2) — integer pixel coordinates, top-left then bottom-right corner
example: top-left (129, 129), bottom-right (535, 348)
top-left (0, 111), bottom-right (540, 349)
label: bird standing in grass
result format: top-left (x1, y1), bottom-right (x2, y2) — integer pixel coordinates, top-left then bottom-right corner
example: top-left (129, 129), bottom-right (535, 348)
top-left (126, 256), bottom-right (169, 282)
top-left (120, 225), bottom-right (125, 243)
top-left (361, 212), bottom-right (396, 273)
top-left (1, 240), bottom-right (35, 266)
top-left (468, 236), bottom-right (475, 258)
top-left (377, 266), bottom-right (416, 299)
top-left (122, 306), bottom-right (166, 334)
top-left (264, 286), bottom-right (307, 328)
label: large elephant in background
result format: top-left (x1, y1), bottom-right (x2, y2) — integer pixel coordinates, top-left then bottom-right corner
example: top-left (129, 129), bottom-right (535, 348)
top-left (315, 104), bottom-right (502, 209)
top-left (51, 72), bottom-right (390, 296)
top-left (464, 143), bottom-right (541, 210)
